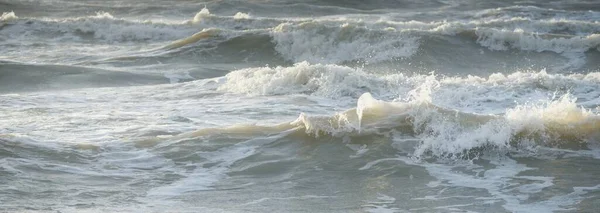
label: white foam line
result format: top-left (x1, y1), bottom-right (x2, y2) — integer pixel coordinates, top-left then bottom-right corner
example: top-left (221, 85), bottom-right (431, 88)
top-left (409, 203), bottom-right (476, 212)
top-left (363, 193), bottom-right (403, 213)
top-left (411, 195), bottom-right (481, 201)
top-left (147, 132), bottom-right (293, 197)
top-left (359, 158), bottom-right (404, 170)
top-left (399, 155), bottom-right (600, 213)
top-left (241, 195), bottom-right (335, 206)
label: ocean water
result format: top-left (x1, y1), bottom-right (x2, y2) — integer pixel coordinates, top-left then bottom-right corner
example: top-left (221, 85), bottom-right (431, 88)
top-left (1, 0), bottom-right (600, 212)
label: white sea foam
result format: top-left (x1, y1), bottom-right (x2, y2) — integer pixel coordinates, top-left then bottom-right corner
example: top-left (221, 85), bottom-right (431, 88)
top-left (190, 8), bottom-right (282, 30)
top-left (192, 7), bottom-right (212, 23)
top-left (273, 11), bottom-right (600, 63)
top-left (397, 155), bottom-right (600, 212)
top-left (218, 62), bottom-right (600, 110)
top-left (271, 22), bottom-right (419, 63)
top-left (363, 193), bottom-right (401, 213)
top-left (0, 11), bottom-right (17, 21)
top-left (286, 86), bottom-right (600, 158)
top-left (411, 92), bottom-right (599, 158)
top-left (233, 12), bottom-right (251, 20)
top-left (269, 12), bottom-right (599, 64)
top-left (217, 61), bottom-right (404, 99)
top-left (147, 131), bottom-right (291, 196)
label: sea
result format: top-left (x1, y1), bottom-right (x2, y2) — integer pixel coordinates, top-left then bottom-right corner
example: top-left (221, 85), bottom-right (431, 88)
top-left (1, 0), bottom-right (600, 212)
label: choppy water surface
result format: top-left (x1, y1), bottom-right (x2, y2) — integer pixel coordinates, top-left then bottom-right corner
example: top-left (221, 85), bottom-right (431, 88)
top-left (1, 0), bottom-right (600, 212)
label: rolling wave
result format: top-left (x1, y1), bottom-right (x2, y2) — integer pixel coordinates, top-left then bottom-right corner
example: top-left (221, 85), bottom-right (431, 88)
top-left (217, 62), bottom-right (600, 103)
top-left (140, 92), bottom-right (600, 160)
top-left (2, 8), bottom-right (600, 66)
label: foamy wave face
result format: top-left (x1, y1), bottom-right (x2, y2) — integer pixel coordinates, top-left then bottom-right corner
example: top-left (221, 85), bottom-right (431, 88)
top-left (411, 95), bottom-right (599, 159)
top-left (290, 92), bottom-right (600, 159)
top-left (216, 61), bottom-right (600, 158)
top-left (431, 71), bottom-right (600, 112)
top-left (217, 61), bottom-right (407, 98)
top-left (187, 7), bottom-right (600, 61)
top-left (377, 8), bottom-right (600, 67)
top-left (272, 22), bottom-right (419, 63)
top-left (218, 62), bottom-right (600, 109)
top-left (263, 11), bottom-right (599, 65)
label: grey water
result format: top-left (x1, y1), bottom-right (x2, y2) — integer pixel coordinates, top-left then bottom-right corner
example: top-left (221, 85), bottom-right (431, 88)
top-left (1, 0), bottom-right (600, 212)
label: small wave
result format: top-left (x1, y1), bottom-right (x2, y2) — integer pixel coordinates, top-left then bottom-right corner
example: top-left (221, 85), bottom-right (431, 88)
top-left (0, 8), bottom-right (275, 44)
top-left (0, 11), bottom-right (198, 43)
top-left (0, 134), bottom-right (100, 164)
top-left (0, 62), bottom-right (169, 93)
top-left (161, 28), bottom-right (220, 50)
top-left (189, 7), bottom-right (290, 30)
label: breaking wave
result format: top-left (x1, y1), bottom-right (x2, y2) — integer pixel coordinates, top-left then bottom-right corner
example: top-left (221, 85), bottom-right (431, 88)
top-left (297, 92), bottom-right (599, 156)
top-left (152, 91), bottom-right (600, 161)
top-left (217, 62), bottom-right (600, 103)
top-left (147, 61), bottom-right (600, 160)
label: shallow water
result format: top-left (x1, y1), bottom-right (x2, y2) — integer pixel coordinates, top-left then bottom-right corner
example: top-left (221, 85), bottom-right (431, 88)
top-left (1, 0), bottom-right (600, 212)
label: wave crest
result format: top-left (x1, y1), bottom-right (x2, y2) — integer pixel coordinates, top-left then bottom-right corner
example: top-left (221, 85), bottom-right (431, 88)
top-left (0, 11), bottom-right (197, 43)
top-left (217, 62), bottom-right (600, 105)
